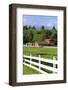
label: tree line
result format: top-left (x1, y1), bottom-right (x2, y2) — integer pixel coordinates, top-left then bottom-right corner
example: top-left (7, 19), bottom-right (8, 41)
top-left (23, 25), bottom-right (57, 44)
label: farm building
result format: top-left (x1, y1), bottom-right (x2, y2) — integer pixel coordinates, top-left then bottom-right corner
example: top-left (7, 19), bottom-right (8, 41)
top-left (26, 38), bottom-right (57, 47)
top-left (38, 39), bottom-right (57, 46)
top-left (27, 41), bottom-right (39, 47)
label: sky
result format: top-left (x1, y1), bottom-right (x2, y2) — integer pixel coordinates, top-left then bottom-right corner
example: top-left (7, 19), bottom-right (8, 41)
top-left (23, 15), bottom-right (57, 30)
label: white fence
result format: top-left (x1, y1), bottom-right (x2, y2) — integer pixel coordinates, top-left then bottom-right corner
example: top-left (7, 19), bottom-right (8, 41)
top-left (23, 54), bottom-right (58, 74)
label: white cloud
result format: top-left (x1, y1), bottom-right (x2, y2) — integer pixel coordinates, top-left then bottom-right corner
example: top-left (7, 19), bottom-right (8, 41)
top-left (47, 23), bottom-right (52, 27)
top-left (23, 18), bottom-right (27, 24)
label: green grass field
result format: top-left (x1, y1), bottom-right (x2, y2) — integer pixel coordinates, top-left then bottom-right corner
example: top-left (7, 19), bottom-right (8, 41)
top-left (23, 47), bottom-right (57, 75)
top-left (23, 47), bottom-right (57, 59)
top-left (23, 65), bottom-right (41, 75)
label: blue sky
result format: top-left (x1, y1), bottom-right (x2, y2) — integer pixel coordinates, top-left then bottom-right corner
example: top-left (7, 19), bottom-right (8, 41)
top-left (23, 15), bottom-right (57, 29)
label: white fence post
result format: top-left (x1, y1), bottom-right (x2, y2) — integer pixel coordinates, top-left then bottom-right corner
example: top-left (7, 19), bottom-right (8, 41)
top-left (53, 56), bottom-right (56, 73)
top-left (39, 55), bottom-right (41, 70)
top-left (23, 54), bottom-right (57, 73)
top-left (30, 54), bottom-right (32, 66)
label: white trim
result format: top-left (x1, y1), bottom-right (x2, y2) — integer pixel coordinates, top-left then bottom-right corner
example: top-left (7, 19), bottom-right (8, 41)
top-left (16, 8), bottom-right (64, 82)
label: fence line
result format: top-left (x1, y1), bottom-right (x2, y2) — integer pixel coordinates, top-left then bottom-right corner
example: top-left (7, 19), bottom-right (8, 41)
top-left (24, 55), bottom-right (57, 64)
top-left (23, 54), bottom-right (57, 74)
top-left (24, 63), bottom-right (47, 74)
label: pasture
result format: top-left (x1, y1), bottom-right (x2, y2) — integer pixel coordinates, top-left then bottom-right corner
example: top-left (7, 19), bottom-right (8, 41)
top-left (23, 47), bottom-right (57, 75)
top-left (23, 64), bottom-right (41, 74)
top-left (23, 47), bottom-right (57, 59)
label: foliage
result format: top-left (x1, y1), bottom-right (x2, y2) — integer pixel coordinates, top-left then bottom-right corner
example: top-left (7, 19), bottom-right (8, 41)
top-left (23, 25), bottom-right (57, 44)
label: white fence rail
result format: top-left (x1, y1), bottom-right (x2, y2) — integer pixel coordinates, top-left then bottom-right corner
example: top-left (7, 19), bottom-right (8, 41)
top-left (23, 54), bottom-right (57, 74)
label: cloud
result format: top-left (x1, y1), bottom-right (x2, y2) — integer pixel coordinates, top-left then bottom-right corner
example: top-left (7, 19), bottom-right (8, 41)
top-left (47, 23), bottom-right (52, 27)
top-left (23, 18), bottom-right (27, 24)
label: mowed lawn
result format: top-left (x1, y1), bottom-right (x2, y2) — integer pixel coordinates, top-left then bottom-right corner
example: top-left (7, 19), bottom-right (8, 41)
top-left (23, 47), bottom-right (57, 59)
top-left (23, 65), bottom-right (41, 75)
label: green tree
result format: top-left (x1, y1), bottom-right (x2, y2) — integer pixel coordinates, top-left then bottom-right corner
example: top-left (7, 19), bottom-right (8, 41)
top-left (23, 30), bottom-right (30, 43)
top-left (35, 29), bottom-right (46, 41)
top-left (32, 26), bottom-right (36, 30)
top-left (23, 25), bottom-right (28, 30)
top-left (45, 30), bottom-right (52, 39)
top-left (53, 26), bottom-right (56, 30)
top-left (23, 25), bottom-right (57, 45)
top-left (50, 28), bottom-right (57, 45)
top-left (41, 25), bottom-right (45, 30)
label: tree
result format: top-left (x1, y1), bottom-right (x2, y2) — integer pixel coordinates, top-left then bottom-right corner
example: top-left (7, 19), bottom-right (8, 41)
top-left (32, 26), bottom-right (36, 30)
top-left (51, 29), bottom-right (57, 39)
top-left (41, 25), bottom-right (45, 30)
top-left (23, 25), bottom-right (28, 30)
top-left (53, 26), bottom-right (56, 30)
top-left (23, 24), bottom-right (57, 45)
top-left (45, 30), bottom-right (52, 39)
top-left (51, 29), bottom-right (57, 45)
top-left (29, 25), bottom-right (32, 29)
top-left (23, 30), bottom-right (30, 43)
top-left (36, 29), bottom-right (46, 41)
